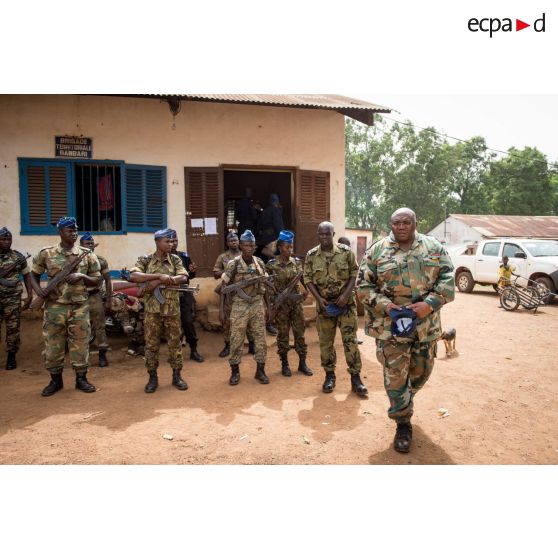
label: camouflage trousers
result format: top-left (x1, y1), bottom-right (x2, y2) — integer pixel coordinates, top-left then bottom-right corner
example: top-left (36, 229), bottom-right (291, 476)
top-left (375, 337), bottom-right (437, 424)
top-left (275, 302), bottom-right (307, 358)
top-left (88, 292), bottom-right (108, 350)
top-left (316, 304), bottom-right (361, 375)
top-left (0, 292), bottom-right (22, 352)
top-left (43, 301), bottom-right (90, 374)
top-left (144, 312), bottom-right (183, 371)
top-left (223, 295), bottom-right (253, 344)
top-left (229, 298), bottom-right (266, 365)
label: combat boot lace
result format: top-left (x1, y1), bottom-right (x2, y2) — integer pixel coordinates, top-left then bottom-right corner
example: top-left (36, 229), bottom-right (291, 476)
top-left (75, 371), bottom-right (96, 393)
top-left (394, 422), bottom-right (413, 453)
top-left (41, 373), bottom-right (64, 397)
top-left (172, 369), bottom-right (188, 390)
top-left (144, 370), bottom-right (158, 393)
top-left (255, 362), bottom-right (270, 384)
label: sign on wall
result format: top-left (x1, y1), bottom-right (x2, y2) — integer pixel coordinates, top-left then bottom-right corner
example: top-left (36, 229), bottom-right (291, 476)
top-left (55, 136), bottom-right (93, 158)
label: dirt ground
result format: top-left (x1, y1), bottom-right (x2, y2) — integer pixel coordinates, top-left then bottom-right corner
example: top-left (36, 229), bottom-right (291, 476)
top-left (1, 289), bottom-right (557, 465)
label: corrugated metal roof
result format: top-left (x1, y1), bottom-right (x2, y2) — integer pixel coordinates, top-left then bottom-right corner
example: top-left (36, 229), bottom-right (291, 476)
top-left (451, 214), bottom-right (558, 239)
top-left (118, 94), bottom-right (391, 125)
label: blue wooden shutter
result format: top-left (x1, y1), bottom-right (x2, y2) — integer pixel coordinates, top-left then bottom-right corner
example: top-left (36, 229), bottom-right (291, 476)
top-left (124, 164), bottom-right (166, 232)
top-left (19, 159), bottom-right (73, 235)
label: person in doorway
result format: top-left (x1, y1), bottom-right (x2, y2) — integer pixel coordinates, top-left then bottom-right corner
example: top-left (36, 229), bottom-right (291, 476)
top-left (265, 230), bottom-right (313, 377)
top-left (356, 207), bottom-right (455, 453)
top-left (258, 193), bottom-right (284, 261)
top-left (213, 232), bottom-right (256, 357)
top-left (169, 231), bottom-right (204, 363)
top-left (129, 229), bottom-right (189, 393)
top-left (235, 187), bottom-right (259, 237)
top-left (303, 222), bottom-right (368, 398)
top-left (0, 227), bottom-right (33, 370)
top-left (30, 217), bottom-right (101, 396)
top-left (221, 230), bottom-right (270, 386)
top-left (80, 232), bottom-right (112, 367)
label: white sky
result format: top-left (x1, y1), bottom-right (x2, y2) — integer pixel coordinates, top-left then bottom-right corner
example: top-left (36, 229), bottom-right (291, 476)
top-left (367, 95), bottom-right (558, 162)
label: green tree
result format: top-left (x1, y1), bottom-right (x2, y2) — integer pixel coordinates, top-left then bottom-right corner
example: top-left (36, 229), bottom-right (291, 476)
top-left (484, 147), bottom-right (556, 215)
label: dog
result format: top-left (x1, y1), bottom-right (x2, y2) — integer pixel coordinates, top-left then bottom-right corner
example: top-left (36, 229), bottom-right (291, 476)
top-left (441, 327), bottom-right (458, 358)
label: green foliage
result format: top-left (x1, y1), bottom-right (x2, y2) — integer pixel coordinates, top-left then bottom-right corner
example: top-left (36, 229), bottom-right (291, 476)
top-left (345, 118), bottom-right (558, 234)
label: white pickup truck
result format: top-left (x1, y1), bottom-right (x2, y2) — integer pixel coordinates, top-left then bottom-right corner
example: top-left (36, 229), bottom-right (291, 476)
top-left (451, 238), bottom-right (558, 294)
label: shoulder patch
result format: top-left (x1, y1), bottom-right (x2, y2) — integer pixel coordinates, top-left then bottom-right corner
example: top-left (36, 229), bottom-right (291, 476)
top-left (307, 246), bottom-right (319, 256)
top-left (267, 258), bottom-right (277, 264)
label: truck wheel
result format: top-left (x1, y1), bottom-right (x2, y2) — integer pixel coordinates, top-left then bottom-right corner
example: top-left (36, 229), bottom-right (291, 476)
top-left (533, 277), bottom-right (555, 303)
top-left (456, 271), bottom-right (475, 293)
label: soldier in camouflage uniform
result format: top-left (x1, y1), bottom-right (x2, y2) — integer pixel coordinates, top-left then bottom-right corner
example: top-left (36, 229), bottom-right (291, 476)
top-left (30, 217), bottom-right (101, 396)
top-left (130, 228), bottom-right (189, 393)
top-left (265, 230), bottom-right (313, 377)
top-left (356, 208), bottom-right (455, 453)
top-left (221, 230), bottom-right (270, 386)
top-left (0, 227), bottom-right (34, 370)
top-left (304, 222), bottom-right (368, 397)
top-left (213, 232), bottom-right (255, 357)
top-left (80, 232), bottom-right (112, 367)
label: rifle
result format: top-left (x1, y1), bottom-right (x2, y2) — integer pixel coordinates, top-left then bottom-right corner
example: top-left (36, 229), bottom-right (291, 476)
top-left (0, 252), bottom-right (31, 288)
top-left (268, 270), bottom-right (304, 322)
top-left (221, 274), bottom-right (277, 302)
top-left (153, 284), bottom-right (199, 304)
top-left (30, 247), bottom-right (95, 310)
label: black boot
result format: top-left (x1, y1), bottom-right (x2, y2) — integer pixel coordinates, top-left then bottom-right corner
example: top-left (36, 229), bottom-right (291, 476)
top-left (219, 342), bottom-right (230, 358)
top-left (98, 349), bottom-right (108, 368)
top-left (266, 324), bottom-right (278, 336)
top-left (297, 356), bottom-right (313, 376)
top-left (280, 354), bottom-right (292, 377)
top-left (172, 368), bottom-right (188, 390)
top-left (394, 422), bottom-right (413, 453)
top-left (247, 340), bottom-right (255, 355)
top-left (189, 344), bottom-right (204, 363)
top-left (229, 363), bottom-right (240, 386)
top-left (75, 371), bottom-right (96, 393)
top-left (145, 370), bottom-right (158, 393)
top-left (6, 351), bottom-right (17, 370)
top-left (41, 373), bottom-right (64, 397)
top-left (255, 362), bottom-right (269, 384)
top-left (350, 373), bottom-right (369, 397)
top-left (322, 372), bottom-right (336, 393)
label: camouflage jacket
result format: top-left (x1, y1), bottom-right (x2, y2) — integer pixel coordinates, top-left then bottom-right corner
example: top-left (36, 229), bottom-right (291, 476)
top-left (87, 254), bottom-right (109, 294)
top-left (303, 243), bottom-right (358, 304)
top-left (213, 249), bottom-right (241, 275)
top-left (32, 244), bottom-right (101, 304)
top-left (223, 255), bottom-right (268, 301)
top-left (130, 252), bottom-right (188, 315)
top-left (356, 232), bottom-right (455, 342)
top-left (265, 256), bottom-right (304, 305)
top-left (0, 250), bottom-right (30, 296)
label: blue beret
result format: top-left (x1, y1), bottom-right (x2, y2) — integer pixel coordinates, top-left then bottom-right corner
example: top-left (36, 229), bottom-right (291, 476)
top-left (0, 227), bottom-right (11, 237)
top-left (80, 232), bottom-right (94, 242)
top-left (154, 228), bottom-right (176, 239)
top-left (57, 216), bottom-right (77, 229)
top-left (227, 231), bottom-right (239, 240)
top-left (240, 229), bottom-right (255, 242)
top-left (270, 194), bottom-right (279, 204)
top-left (278, 230), bottom-right (294, 242)
top-left (389, 307), bottom-right (417, 337)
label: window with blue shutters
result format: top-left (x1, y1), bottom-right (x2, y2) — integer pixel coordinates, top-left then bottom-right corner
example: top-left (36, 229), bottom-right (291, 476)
top-left (18, 158), bottom-right (167, 235)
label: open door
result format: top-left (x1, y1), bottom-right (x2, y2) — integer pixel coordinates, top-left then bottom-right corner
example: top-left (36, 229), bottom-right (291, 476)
top-left (184, 167), bottom-right (224, 277)
top-left (294, 170), bottom-right (330, 257)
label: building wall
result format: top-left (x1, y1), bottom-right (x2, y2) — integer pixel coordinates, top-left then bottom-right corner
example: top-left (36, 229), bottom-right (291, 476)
top-left (0, 95), bottom-right (346, 270)
top-left (427, 216), bottom-right (483, 245)
top-left (343, 229), bottom-right (375, 257)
